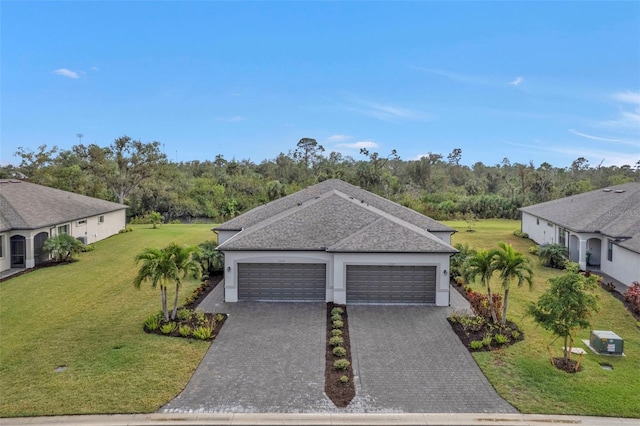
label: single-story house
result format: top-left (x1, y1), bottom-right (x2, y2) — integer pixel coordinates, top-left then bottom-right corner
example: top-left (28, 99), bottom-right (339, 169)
top-left (215, 179), bottom-right (457, 305)
top-left (520, 182), bottom-right (640, 287)
top-left (0, 179), bottom-right (128, 273)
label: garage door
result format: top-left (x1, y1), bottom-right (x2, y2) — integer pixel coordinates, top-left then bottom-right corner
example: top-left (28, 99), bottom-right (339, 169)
top-left (346, 265), bottom-right (436, 304)
top-left (238, 263), bottom-right (326, 302)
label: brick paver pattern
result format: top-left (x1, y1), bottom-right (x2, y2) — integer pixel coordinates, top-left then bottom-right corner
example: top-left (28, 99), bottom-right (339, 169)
top-left (162, 284), bottom-right (516, 413)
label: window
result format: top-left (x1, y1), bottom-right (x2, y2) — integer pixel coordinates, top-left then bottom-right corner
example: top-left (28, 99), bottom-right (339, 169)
top-left (58, 225), bottom-right (69, 235)
top-left (99, 215), bottom-right (105, 224)
top-left (77, 219), bottom-right (87, 226)
top-left (558, 228), bottom-right (567, 246)
top-left (536, 218), bottom-right (540, 225)
top-left (607, 240), bottom-right (613, 262)
top-left (0, 235), bottom-right (4, 258)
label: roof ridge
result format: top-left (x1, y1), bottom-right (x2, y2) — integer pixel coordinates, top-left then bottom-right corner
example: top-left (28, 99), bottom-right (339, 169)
top-left (216, 190), bottom-right (336, 249)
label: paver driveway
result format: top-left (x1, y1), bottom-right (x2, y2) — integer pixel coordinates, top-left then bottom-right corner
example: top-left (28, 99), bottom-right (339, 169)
top-left (162, 285), bottom-right (515, 413)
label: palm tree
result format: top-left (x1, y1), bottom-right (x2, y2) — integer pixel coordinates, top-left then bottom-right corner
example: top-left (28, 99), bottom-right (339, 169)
top-left (462, 248), bottom-right (499, 323)
top-left (43, 234), bottom-right (83, 262)
top-left (192, 241), bottom-right (224, 276)
top-left (492, 242), bottom-right (534, 325)
top-left (538, 243), bottom-right (569, 269)
top-left (134, 243), bottom-right (200, 321)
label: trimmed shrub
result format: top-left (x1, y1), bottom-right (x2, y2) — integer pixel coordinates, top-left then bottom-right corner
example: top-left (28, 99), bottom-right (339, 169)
top-left (332, 320), bottom-right (344, 329)
top-left (331, 329), bottom-right (343, 337)
top-left (334, 359), bottom-right (351, 370)
top-left (329, 336), bottom-right (344, 347)
top-left (467, 290), bottom-right (503, 323)
top-left (340, 375), bottom-right (349, 383)
top-left (331, 307), bottom-right (344, 316)
top-left (333, 346), bottom-right (347, 357)
top-left (624, 281), bottom-right (640, 314)
top-left (331, 314), bottom-right (342, 322)
top-left (513, 230), bottom-right (529, 238)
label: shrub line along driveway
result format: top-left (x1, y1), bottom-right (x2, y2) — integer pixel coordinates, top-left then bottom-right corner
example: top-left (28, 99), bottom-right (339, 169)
top-left (162, 284), bottom-right (515, 413)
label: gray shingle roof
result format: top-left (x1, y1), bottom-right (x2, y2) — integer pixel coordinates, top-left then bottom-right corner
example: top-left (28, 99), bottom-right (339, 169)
top-left (217, 180), bottom-right (456, 253)
top-left (0, 180), bottom-right (128, 232)
top-left (519, 182), bottom-right (640, 253)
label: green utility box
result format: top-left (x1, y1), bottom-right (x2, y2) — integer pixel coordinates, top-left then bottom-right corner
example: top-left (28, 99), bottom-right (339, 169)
top-left (590, 330), bottom-right (624, 355)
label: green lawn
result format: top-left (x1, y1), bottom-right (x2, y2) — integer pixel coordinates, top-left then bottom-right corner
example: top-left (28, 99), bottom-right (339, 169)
top-left (0, 224), bottom-right (217, 417)
top-left (2, 221), bottom-right (638, 417)
top-left (443, 219), bottom-right (640, 418)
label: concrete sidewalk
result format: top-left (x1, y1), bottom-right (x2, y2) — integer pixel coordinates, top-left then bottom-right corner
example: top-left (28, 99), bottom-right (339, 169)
top-left (1, 412), bottom-right (638, 425)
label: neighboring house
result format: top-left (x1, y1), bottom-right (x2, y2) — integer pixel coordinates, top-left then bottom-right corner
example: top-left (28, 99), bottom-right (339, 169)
top-left (215, 179), bottom-right (457, 306)
top-left (520, 182), bottom-right (640, 287)
top-left (0, 179), bottom-right (128, 273)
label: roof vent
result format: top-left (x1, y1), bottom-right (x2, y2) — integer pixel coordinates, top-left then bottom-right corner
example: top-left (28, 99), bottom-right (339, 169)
top-left (602, 189), bottom-right (612, 192)
top-left (614, 190), bottom-right (625, 193)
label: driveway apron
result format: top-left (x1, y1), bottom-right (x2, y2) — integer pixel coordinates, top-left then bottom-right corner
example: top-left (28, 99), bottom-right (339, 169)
top-left (162, 301), bottom-right (332, 413)
top-left (347, 305), bottom-right (517, 413)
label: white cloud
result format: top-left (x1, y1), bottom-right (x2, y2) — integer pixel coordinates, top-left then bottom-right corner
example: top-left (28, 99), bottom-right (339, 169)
top-left (569, 129), bottom-right (638, 146)
top-left (216, 116), bottom-right (244, 122)
top-left (612, 91), bottom-right (640, 105)
top-left (409, 65), bottom-right (489, 85)
top-left (90, 66), bottom-right (99, 72)
top-left (327, 134), bottom-right (352, 142)
top-left (509, 77), bottom-right (524, 86)
top-left (53, 68), bottom-right (80, 79)
top-left (337, 140), bottom-right (379, 149)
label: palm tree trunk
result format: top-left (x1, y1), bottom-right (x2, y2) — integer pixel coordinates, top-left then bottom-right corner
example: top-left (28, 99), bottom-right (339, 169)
top-left (161, 285), bottom-right (169, 321)
top-left (171, 283), bottom-right (180, 320)
top-left (486, 282), bottom-right (498, 324)
top-left (502, 288), bottom-right (509, 325)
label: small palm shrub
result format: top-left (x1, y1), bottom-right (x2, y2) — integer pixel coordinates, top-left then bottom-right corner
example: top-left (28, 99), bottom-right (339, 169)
top-left (470, 340), bottom-right (484, 350)
top-left (333, 346), bottom-right (347, 357)
top-left (160, 322), bottom-right (177, 335)
top-left (494, 334), bottom-right (509, 345)
top-left (179, 325), bottom-right (192, 337)
top-left (144, 313), bottom-right (162, 331)
top-left (192, 326), bottom-right (214, 340)
top-left (538, 244), bottom-right (569, 269)
top-left (176, 308), bottom-right (192, 321)
top-left (334, 359), bottom-right (350, 370)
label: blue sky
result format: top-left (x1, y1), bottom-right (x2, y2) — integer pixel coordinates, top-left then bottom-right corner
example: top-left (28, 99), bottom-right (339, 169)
top-left (2, 1), bottom-right (639, 168)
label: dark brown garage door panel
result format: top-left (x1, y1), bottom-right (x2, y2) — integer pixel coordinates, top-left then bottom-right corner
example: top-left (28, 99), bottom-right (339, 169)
top-left (238, 263), bottom-right (326, 301)
top-left (346, 265), bottom-right (436, 304)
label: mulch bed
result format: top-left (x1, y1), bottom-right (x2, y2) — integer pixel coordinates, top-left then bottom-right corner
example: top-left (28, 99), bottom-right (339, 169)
top-left (552, 357), bottom-right (582, 373)
top-left (599, 283), bottom-right (640, 322)
top-left (325, 303), bottom-right (355, 408)
top-left (143, 273), bottom-right (227, 340)
top-left (0, 259), bottom-right (77, 282)
top-left (448, 318), bottom-right (524, 351)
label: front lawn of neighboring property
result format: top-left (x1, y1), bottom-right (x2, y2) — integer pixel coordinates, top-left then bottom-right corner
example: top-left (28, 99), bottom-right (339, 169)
top-left (0, 224), bottom-right (216, 417)
top-left (444, 219), bottom-right (640, 418)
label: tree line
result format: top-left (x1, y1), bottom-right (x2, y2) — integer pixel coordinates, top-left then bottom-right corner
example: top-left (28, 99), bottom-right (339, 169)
top-left (2, 136), bottom-right (638, 222)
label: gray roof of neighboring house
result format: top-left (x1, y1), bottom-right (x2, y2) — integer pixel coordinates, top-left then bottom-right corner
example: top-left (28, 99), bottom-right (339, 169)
top-left (0, 180), bottom-right (128, 232)
top-left (217, 179), bottom-right (456, 253)
top-left (520, 182), bottom-right (640, 253)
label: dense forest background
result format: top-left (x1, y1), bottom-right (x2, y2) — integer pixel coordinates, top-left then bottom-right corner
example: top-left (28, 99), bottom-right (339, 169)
top-left (2, 136), bottom-right (638, 223)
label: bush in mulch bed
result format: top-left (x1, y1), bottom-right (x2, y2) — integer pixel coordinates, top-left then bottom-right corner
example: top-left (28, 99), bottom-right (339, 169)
top-left (448, 310), bottom-right (524, 352)
top-left (325, 303), bottom-right (355, 408)
top-left (142, 273), bottom-right (227, 341)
